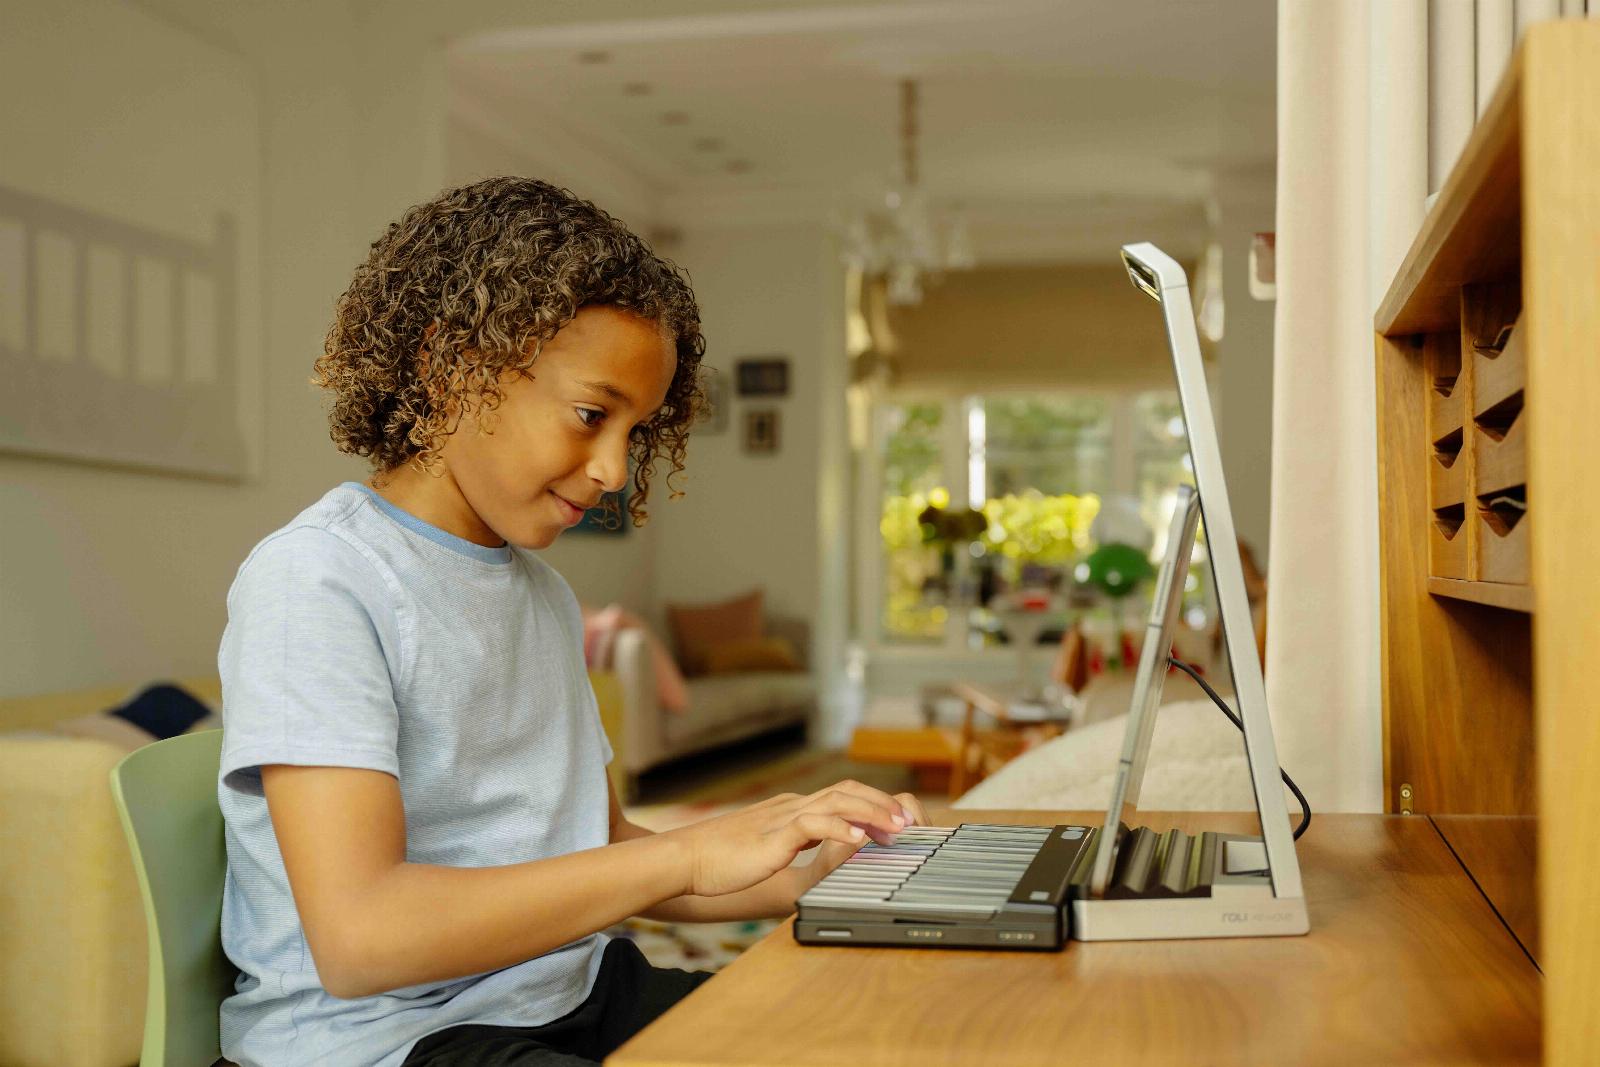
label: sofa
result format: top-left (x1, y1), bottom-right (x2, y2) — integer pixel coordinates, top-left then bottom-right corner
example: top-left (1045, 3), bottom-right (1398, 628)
top-left (0, 671), bottom-right (627, 1067)
top-left (608, 615), bottom-right (815, 798)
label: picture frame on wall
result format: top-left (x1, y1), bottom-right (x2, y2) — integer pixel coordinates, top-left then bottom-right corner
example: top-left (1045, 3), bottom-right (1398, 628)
top-left (735, 357), bottom-right (789, 397)
top-left (573, 487), bottom-right (629, 535)
top-left (743, 408), bottom-right (780, 454)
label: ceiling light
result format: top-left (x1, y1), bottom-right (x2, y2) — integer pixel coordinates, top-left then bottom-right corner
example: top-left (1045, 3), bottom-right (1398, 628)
top-left (839, 80), bottom-right (975, 306)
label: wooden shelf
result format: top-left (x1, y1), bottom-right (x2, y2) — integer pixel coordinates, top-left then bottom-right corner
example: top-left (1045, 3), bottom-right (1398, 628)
top-left (1426, 577), bottom-right (1532, 613)
top-left (1376, 22), bottom-right (1600, 1066)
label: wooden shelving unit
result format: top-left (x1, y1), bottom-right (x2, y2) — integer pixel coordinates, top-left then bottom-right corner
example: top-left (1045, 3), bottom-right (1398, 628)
top-left (1375, 22), bottom-right (1600, 1065)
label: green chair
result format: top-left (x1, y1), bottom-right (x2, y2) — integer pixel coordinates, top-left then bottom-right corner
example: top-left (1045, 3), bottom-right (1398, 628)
top-left (110, 730), bottom-right (237, 1067)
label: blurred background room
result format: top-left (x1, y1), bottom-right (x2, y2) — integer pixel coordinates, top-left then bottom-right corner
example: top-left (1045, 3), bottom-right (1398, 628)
top-left (13, 2), bottom-right (1585, 1062)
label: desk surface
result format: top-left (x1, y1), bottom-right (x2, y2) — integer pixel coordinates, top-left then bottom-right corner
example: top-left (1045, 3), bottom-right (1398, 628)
top-left (609, 812), bottom-right (1540, 1067)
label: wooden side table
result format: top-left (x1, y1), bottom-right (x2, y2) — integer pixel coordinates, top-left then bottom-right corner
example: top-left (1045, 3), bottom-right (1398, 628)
top-left (947, 680), bottom-right (1074, 798)
top-left (844, 725), bottom-right (962, 795)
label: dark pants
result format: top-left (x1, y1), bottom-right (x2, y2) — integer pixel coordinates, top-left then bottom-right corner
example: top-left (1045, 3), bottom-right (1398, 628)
top-left (402, 938), bottom-right (713, 1066)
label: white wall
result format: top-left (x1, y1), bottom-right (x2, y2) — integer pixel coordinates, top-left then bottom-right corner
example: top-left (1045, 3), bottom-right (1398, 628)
top-left (0, 0), bottom-right (449, 697)
top-left (648, 222), bottom-right (850, 731)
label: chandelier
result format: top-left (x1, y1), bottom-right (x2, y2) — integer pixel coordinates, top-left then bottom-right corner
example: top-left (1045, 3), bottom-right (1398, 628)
top-left (840, 80), bottom-right (975, 305)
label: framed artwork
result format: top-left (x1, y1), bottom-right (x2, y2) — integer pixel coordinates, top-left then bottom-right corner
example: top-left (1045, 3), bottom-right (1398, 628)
top-left (573, 487), bottom-right (629, 535)
top-left (743, 408), bottom-right (780, 454)
top-left (0, 8), bottom-right (262, 481)
top-left (736, 357), bottom-right (789, 397)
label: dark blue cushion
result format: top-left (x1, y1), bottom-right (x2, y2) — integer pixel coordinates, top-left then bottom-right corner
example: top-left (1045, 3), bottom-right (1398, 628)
top-left (109, 683), bottom-right (210, 740)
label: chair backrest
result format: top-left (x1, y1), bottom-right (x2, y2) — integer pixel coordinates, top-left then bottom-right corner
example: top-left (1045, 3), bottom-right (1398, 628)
top-left (110, 730), bottom-right (235, 1067)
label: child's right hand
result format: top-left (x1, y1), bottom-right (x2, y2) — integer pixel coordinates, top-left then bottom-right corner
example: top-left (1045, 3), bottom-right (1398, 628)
top-left (666, 780), bottom-right (911, 897)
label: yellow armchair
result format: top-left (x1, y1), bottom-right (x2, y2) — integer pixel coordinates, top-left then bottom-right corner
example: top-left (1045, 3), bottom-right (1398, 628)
top-left (0, 681), bottom-right (224, 1067)
top-left (0, 672), bottom-right (620, 1067)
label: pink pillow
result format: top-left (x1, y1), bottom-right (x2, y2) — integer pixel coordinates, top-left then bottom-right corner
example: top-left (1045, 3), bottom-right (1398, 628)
top-left (582, 604), bottom-right (690, 715)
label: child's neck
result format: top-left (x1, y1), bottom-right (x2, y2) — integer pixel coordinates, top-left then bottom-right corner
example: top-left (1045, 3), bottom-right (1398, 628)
top-left (368, 464), bottom-right (505, 549)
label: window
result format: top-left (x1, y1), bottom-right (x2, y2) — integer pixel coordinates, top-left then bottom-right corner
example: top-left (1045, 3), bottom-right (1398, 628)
top-left (878, 403), bottom-right (947, 642)
top-left (869, 388), bottom-right (1197, 648)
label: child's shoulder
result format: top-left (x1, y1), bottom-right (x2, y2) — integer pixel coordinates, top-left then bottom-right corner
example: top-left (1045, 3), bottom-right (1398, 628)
top-left (229, 484), bottom-right (392, 603)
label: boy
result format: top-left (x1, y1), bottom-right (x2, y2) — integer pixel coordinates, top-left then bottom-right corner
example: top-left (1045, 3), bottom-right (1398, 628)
top-left (218, 177), bottom-right (925, 1066)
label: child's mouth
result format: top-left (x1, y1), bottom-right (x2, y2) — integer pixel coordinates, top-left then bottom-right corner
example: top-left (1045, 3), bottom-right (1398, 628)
top-left (550, 491), bottom-right (587, 525)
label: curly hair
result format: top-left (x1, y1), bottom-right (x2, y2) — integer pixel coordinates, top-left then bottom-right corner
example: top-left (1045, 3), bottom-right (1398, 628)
top-left (314, 176), bottom-right (705, 525)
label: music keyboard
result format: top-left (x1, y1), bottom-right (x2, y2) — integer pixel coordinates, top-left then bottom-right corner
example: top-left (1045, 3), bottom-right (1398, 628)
top-left (794, 823), bottom-right (1096, 949)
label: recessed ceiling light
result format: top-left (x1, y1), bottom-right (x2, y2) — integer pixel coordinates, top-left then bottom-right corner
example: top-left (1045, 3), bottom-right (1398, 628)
top-left (623, 82), bottom-right (652, 96)
top-left (660, 111), bottom-right (690, 126)
top-left (692, 137), bottom-right (724, 152)
top-left (577, 50), bottom-right (611, 64)
top-left (725, 159), bottom-right (753, 174)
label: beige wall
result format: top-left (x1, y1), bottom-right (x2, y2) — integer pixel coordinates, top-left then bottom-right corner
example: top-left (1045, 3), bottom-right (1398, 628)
top-left (0, 0), bottom-right (385, 698)
top-left (648, 223), bottom-right (846, 628)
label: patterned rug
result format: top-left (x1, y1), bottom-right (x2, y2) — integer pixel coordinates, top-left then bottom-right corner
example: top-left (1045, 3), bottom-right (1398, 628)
top-left (607, 745), bottom-right (924, 971)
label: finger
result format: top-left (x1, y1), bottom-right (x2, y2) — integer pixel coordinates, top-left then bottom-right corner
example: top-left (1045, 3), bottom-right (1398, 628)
top-left (803, 792), bottom-right (905, 845)
top-left (893, 792), bottom-right (930, 827)
top-left (806, 780), bottom-right (908, 830)
top-left (787, 813), bottom-right (866, 853)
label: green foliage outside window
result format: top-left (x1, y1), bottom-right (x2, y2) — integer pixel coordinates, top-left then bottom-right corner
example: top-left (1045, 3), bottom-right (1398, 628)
top-left (875, 390), bottom-right (1191, 643)
top-left (977, 491), bottom-right (1099, 564)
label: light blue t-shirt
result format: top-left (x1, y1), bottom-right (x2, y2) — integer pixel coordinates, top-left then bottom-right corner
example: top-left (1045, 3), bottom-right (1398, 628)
top-left (217, 482), bottom-right (615, 1067)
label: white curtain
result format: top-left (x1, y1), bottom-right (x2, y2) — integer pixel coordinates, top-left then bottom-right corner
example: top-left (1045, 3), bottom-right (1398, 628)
top-left (1267, 0), bottom-right (1582, 812)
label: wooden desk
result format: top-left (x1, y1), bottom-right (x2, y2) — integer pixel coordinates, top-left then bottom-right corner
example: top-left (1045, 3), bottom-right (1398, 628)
top-left (610, 811), bottom-right (1540, 1067)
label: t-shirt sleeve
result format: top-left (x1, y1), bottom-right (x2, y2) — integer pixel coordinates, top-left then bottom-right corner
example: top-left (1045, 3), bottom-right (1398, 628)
top-left (219, 527), bottom-right (406, 796)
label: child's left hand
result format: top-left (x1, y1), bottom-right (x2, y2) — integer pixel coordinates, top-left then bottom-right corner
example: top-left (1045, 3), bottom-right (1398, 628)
top-left (795, 791), bottom-right (930, 893)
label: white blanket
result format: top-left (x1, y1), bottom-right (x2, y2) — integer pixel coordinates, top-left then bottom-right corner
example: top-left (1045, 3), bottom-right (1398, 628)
top-left (953, 698), bottom-right (1265, 812)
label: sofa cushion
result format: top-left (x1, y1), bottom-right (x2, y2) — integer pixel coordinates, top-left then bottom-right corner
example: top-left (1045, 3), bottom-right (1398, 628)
top-left (666, 589), bottom-right (764, 676)
top-left (52, 683), bottom-right (217, 752)
top-left (666, 672), bottom-right (815, 745)
top-left (702, 635), bottom-right (801, 675)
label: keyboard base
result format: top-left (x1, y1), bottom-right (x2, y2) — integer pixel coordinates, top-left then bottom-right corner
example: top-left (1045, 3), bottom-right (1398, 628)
top-left (1071, 883), bottom-right (1309, 941)
top-left (794, 913), bottom-right (1064, 950)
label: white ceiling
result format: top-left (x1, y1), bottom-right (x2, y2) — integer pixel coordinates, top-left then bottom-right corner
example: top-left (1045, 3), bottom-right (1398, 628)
top-left (448, 0), bottom-right (1276, 263)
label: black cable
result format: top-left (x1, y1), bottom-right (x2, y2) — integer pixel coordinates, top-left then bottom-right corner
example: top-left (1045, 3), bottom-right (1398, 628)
top-left (1168, 656), bottom-right (1312, 841)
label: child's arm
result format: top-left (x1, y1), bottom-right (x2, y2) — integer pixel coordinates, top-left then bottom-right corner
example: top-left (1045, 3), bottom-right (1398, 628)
top-left (608, 781), bottom-right (931, 922)
top-left (262, 764), bottom-right (907, 999)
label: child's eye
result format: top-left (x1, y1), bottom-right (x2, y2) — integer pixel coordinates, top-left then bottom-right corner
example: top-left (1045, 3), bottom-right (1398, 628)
top-left (576, 407), bottom-right (604, 428)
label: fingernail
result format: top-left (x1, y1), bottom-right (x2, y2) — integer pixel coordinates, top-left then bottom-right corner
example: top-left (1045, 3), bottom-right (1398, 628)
top-left (892, 813), bottom-right (906, 828)
top-left (850, 826), bottom-right (865, 840)
top-left (899, 806), bottom-right (912, 822)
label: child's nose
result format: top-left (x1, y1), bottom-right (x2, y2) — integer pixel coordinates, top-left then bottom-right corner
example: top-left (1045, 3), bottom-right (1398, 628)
top-left (586, 436), bottom-right (629, 494)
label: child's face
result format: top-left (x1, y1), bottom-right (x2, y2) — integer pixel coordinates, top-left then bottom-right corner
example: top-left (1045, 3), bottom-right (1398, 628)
top-left (441, 305), bottom-right (678, 550)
